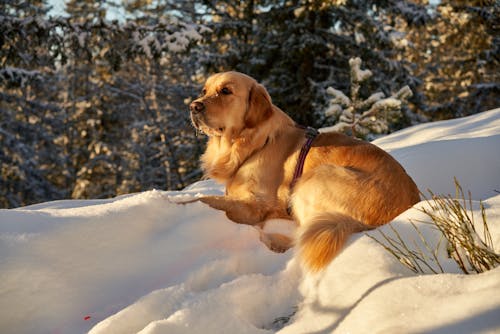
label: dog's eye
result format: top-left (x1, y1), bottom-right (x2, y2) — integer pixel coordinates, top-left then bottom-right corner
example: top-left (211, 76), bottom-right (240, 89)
top-left (201, 88), bottom-right (207, 96)
top-left (220, 87), bottom-right (231, 95)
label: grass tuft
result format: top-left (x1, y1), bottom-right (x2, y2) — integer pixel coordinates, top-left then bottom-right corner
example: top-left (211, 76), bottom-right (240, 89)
top-left (368, 178), bottom-right (499, 275)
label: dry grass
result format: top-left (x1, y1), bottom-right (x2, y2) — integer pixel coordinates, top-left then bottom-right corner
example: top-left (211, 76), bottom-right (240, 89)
top-left (368, 178), bottom-right (500, 274)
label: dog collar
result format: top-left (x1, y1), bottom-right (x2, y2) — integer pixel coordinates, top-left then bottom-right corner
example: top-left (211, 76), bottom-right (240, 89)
top-left (287, 125), bottom-right (319, 214)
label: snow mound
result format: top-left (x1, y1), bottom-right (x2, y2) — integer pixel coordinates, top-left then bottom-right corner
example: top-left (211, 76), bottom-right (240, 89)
top-left (0, 109), bottom-right (499, 334)
top-left (374, 108), bottom-right (500, 200)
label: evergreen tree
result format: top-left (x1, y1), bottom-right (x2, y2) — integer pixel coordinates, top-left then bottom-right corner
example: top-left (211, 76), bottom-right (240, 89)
top-left (65, 0), bottom-right (106, 24)
top-left (0, 0), bottom-right (71, 207)
top-left (395, 0), bottom-right (499, 119)
top-left (0, 1), bottom-right (206, 207)
top-left (0, 0), bottom-right (49, 18)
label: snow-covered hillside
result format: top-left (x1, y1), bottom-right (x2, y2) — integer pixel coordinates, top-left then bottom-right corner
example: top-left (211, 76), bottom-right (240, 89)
top-left (1, 109), bottom-right (499, 334)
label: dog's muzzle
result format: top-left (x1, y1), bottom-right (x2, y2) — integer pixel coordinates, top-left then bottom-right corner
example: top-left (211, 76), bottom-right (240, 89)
top-left (189, 100), bottom-right (205, 127)
top-left (189, 100), bottom-right (223, 136)
top-left (190, 101), bottom-right (205, 115)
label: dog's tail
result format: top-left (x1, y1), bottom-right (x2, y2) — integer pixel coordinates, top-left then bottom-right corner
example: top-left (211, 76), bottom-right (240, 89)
top-left (298, 212), bottom-right (372, 272)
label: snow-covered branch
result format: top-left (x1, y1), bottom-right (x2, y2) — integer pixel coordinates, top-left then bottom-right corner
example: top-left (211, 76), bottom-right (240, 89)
top-left (0, 14), bottom-right (209, 63)
top-left (0, 67), bottom-right (42, 87)
top-left (323, 57), bottom-right (413, 139)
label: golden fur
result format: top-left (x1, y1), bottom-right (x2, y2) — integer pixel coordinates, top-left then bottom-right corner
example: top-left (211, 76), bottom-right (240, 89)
top-left (189, 71), bottom-right (420, 272)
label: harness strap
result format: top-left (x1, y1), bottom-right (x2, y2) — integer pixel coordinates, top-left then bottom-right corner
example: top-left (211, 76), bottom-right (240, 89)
top-left (287, 125), bottom-right (319, 214)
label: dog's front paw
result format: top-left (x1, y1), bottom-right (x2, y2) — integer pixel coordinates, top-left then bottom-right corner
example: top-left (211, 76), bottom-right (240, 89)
top-left (259, 232), bottom-right (294, 253)
top-left (168, 196), bottom-right (201, 205)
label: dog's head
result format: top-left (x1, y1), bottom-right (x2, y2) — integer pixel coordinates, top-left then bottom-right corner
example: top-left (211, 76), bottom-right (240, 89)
top-left (190, 72), bottom-right (273, 137)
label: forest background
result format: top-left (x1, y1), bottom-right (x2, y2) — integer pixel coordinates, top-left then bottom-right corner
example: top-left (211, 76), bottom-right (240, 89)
top-left (1, 0), bottom-right (498, 208)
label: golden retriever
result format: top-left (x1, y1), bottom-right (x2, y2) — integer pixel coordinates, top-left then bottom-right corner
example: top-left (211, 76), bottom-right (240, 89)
top-left (189, 71), bottom-right (420, 272)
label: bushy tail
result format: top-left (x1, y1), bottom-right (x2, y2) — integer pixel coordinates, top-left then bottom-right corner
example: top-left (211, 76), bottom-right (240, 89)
top-left (298, 212), bottom-right (372, 272)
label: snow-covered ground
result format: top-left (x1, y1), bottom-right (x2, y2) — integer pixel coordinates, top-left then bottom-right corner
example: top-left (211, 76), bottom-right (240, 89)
top-left (1, 109), bottom-right (499, 334)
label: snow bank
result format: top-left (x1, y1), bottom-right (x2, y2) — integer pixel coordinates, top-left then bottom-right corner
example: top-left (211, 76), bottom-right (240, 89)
top-left (374, 108), bottom-right (500, 199)
top-left (0, 109), bottom-right (499, 334)
top-left (0, 182), bottom-right (294, 334)
top-left (281, 197), bottom-right (500, 334)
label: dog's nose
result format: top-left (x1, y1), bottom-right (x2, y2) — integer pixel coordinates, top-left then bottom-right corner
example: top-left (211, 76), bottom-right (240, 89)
top-left (190, 101), bottom-right (205, 114)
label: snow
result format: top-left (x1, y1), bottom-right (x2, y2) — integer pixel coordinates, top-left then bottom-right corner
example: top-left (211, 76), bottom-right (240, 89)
top-left (375, 108), bottom-right (500, 199)
top-left (349, 57), bottom-right (373, 82)
top-left (323, 58), bottom-right (413, 137)
top-left (131, 21), bottom-right (204, 57)
top-left (0, 67), bottom-right (42, 86)
top-left (1, 109), bottom-right (499, 334)
top-left (326, 87), bottom-right (351, 107)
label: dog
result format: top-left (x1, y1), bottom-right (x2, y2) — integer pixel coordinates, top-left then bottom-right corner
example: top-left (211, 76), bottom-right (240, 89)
top-left (189, 71), bottom-right (420, 272)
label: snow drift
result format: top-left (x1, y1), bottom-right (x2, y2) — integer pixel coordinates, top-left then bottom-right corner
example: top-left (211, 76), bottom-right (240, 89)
top-left (0, 109), bottom-right (499, 334)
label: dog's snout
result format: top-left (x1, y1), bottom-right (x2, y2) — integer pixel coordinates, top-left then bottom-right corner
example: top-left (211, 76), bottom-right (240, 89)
top-left (190, 101), bottom-right (205, 114)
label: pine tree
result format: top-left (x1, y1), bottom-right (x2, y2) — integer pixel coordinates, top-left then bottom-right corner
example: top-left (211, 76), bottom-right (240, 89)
top-left (0, 0), bottom-right (49, 18)
top-left (65, 0), bottom-right (106, 24)
top-left (0, 0), bottom-right (69, 207)
top-left (0, 2), bottom-right (207, 207)
top-left (394, 0), bottom-right (499, 119)
top-left (323, 57), bottom-right (413, 139)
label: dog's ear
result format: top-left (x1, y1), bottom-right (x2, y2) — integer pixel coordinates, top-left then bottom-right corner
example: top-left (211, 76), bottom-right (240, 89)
top-left (245, 83), bottom-right (273, 128)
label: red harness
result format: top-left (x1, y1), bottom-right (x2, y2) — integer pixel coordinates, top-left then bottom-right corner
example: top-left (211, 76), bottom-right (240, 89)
top-left (288, 125), bottom-right (319, 214)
